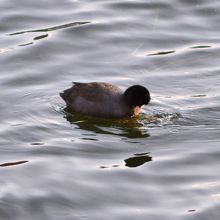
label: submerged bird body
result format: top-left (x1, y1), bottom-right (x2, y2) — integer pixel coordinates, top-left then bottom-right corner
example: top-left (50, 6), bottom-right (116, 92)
top-left (60, 82), bottom-right (150, 118)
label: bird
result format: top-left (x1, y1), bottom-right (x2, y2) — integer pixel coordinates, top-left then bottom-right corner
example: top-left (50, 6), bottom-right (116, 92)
top-left (60, 82), bottom-right (150, 118)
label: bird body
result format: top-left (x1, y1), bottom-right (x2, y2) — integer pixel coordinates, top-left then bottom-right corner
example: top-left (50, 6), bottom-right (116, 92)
top-left (60, 82), bottom-right (150, 118)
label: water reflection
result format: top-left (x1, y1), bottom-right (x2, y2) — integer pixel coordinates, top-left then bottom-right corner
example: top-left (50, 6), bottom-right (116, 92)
top-left (99, 153), bottom-right (152, 169)
top-left (190, 45), bottom-right (211, 49)
top-left (9, 21), bottom-right (91, 48)
top-left (33, 34), bottom-right (48, 41)
top-left (62, 106), bottom-right (182, 138)
top-left (63, 108), bottom-right (150, 139)
top-left (9, 21), bottom-right (91, 35)
top-left (144, 44), bottom-right (211, 57)
top-left (19, 42), bottom-right (34, 47)
top-left (0, 160), bottom-right (28, 167)
top-left (0, 48), bottom-right (12, 53)
top-left (148, 50), bottom-right (175, 56)
top-left (124, 153), bottom-right (152, 168)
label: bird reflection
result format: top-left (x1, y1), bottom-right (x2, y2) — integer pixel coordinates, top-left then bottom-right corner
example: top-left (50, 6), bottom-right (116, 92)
top-left (63, 107), bottom-right (150, 139)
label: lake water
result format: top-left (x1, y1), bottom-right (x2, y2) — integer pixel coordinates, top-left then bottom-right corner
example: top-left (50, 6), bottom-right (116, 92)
top-left (1, 0), bottom-right (220, 219)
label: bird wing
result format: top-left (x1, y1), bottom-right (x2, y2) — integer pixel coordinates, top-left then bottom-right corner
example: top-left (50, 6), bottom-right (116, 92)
top-left (71, 82), bottom-right (122, 102)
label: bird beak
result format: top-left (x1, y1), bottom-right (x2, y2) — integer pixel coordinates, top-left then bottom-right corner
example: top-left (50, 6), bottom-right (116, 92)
top-left (134, 106), bottom-right (143, 115)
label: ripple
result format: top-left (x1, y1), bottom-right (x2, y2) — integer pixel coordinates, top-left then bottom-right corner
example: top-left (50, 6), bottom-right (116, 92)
top-left (147, 50), bottom-right (176, 56)
top-left (190, 45), bottom-right (212, 49)
top-left (62, 108), bottom-right (150, 139)
top-left (0, 160), bottom-right (28, 167)
top-left (1, 0), bottom-right (220, 219)
top-left (9, 21), bottom-right (91, 35)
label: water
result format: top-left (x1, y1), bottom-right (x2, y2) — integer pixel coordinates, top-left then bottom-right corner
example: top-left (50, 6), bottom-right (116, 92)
top-left (1, 0), bottom-right (220, 219)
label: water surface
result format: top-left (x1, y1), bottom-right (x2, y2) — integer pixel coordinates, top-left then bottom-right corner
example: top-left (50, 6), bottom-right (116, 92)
top-left (1, 0), bottom-right (220, 219)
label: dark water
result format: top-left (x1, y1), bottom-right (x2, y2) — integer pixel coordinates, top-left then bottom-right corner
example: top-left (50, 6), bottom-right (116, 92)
top-left (1, 0), bottom-right (220, 219)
